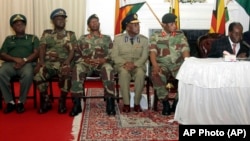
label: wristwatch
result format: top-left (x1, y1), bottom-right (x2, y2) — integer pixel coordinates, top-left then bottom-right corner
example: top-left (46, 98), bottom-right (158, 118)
top-left (23, 58), bottom-right (28, 62)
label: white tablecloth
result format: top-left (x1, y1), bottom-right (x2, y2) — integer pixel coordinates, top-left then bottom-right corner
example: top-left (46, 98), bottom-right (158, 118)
top-left (174, 57), bottom-right (250, 124)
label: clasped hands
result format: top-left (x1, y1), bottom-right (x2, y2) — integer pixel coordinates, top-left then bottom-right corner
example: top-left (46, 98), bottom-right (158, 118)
top-left (84, 58), bottom-right (106, 66)
top-left (123, 61), bottom-right (136, 71)
top-left (13, 58), bottom-right (26, 69)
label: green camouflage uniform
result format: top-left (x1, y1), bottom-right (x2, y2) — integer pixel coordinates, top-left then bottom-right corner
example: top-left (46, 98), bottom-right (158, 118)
top-left (149, 31), bottom-right (190, 99)
top-left (34, 29), bottom-right (77, 93)
top-left (112, 33), bottom-right (149, 105)
top-left (71, 34), bottom-right (114, 96)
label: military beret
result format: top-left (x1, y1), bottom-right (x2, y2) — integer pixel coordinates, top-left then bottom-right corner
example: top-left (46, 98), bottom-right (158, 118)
top-left (9, 14), bottom-right (27, 26)
top-left (87, 14), bottom-right (99, 25)
top-left (50, 8), bottom-right (67, 20)
top-left (121, 13), bottom-right (140, 30)
top-left (162, 13), bottom-right (177, 24)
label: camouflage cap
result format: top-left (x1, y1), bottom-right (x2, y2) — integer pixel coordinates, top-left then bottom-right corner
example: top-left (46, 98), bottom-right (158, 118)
top-left (87, 14), bottom-right (99, 25)
top-left (9, 14), bottom-right (27, 26)
top-left (122, 13), bottom-right (140, 30)
top-left (162, 13), bottom-right (177, 24)
top-left (50, 8), bottom-right (67, 20)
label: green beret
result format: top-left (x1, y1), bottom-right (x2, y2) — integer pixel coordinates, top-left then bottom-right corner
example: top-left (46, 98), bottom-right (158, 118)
top-left (87, 14), bottom-right (99, 25)
top-left (50, 8), bottom-right (67, 20)
top-left (162, 13), bottom-right (177, 24)
top-left (122, 13), bottom-right (140, 30)
top-left (9, 14), bottom-right (27, 26)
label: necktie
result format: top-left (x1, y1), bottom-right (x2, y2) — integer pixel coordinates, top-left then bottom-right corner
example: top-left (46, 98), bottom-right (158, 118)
top-left (130, 38), bottom-right (134, 45)
top-left (232, 43), bottom-right (236, 54)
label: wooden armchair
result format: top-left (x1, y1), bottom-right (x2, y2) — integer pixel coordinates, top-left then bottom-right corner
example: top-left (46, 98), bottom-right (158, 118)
top-left (197, 33), bottom-right (224, 58)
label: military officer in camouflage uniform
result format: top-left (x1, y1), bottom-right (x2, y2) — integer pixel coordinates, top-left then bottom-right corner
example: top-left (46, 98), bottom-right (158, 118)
top-left (71, 14), bottom-right (115, 116)
top-left (0, 14), bottom-right (39, 114)
top-left (34, 8), bottom-right (77, 114)
top-left (149, 13), bottom-right (190, 115)
top-left (112, 13), bottom-right (149, 113)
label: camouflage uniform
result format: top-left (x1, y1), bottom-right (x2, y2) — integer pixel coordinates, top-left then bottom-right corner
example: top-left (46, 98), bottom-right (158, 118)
top-left (34, 29), bottom-right (77, 94)
top-left (71, 34), bottom-right (114, 96)
top-left (149, 31), bottom-right (190, 100)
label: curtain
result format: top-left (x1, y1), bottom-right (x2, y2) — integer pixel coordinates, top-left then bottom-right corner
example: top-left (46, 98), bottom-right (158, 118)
top-left (0, 0), bottom-right (86, 46)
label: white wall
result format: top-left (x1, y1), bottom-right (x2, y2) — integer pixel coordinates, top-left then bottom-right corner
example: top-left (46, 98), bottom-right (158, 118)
top-left (85, 0), bottom-right (249, 39)
top-left (0, 0), bottom-right (249, 45)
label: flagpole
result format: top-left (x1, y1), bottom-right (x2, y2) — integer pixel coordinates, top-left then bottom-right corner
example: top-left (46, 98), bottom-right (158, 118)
top-left (145, 1), bottom-right (162, 26)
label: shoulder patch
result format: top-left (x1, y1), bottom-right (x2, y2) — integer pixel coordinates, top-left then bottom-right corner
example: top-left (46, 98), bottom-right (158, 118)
top-left (139, 34), bottom-right (148, 39)
top-left (43, 29), bottom-right (53, 34)
top-left (175, 30), bottom-right (184, 34)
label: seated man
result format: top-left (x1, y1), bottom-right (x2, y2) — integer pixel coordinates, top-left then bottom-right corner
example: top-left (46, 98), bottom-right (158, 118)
top-left (208, 22), bottom-right (249, 58)
top-left (34, 8), bottom-right (77, 114)
top-left (0, 14), bottom-right (39, 113)
top-left (111, 13), bottom-right (149, 113)
top-left (149, 13), bottom-right (190, 115)
top-left (71, 14), bottom-right (116, 116)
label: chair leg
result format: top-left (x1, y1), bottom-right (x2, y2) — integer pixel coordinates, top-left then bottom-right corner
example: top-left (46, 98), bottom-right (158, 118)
top-left (82, 83), bottom-right (86, 102)
top-left (33, 81), bottom-right (37, 108)
top-left (153, 90), bottom-right (158, 111)
top-left (49, 80), bottom-right (54, 102)
top-left (10, 80), bottom-right (16, 103)
top-left (146, 77), bottom-right (150, 109)
top-left (0, 92), bottom-right (2, 109)
top-left (115, 78), bottom-right (119, 103)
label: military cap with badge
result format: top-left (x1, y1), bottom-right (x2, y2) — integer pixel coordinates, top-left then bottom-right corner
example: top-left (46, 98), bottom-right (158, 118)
top-left (9, 14), bottom-right (27, 26)
top-left (87, 14), bottom-right (99, 25)
top-left (121, 13), bottom-right (140, 30)
top-left (50, 8), bottom-right (67, 20)
top-left (162, 13), bottom-right (177, 24)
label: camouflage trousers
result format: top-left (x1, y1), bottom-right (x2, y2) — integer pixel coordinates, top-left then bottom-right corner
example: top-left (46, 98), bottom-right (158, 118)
top-left (70, 63), bottom-right (115, 96)
top-left (151, 62), bottom-right (181, 100)
top-left (34, 61), bottom-right (71, 93)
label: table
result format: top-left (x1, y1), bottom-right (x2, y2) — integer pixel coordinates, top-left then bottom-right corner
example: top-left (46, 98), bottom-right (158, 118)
top-left (174, 57), bottom-right (250, 124)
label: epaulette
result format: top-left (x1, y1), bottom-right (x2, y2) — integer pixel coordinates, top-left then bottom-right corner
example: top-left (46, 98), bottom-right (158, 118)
top-left (175, 30), bottom-right (184, 34)
top-left (66, 31), bottom-right (75, 35)
top-left (66, 31), bottom-right (75, 37)
top-left (43, 29), bottom-right (53, 34)
top-left (139, 34), bottom-right (148, 39)
top-left (6, 35), bottom-right (13, 39)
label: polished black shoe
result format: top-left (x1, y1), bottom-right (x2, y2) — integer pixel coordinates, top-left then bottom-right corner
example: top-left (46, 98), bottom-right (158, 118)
top-left (134, 105), bottom-right (142, 112)
top-left (58, 104), bottom-right (67, 114)
top-left (38, 100), bottom-right (52, 114)
top-left (69, 98), bottom-right (82, 117)
top-left (162, 100), bottom-right (171, 116)
top-left (16, 103), bottom-right (25, 113)
top-left (58, 100), bottom-right (67, 114)
top-left (69, 105), bottom-right (82, 117)
top-left (122, 105), bottom-right (131, 113)
top-left (4, 103), bottom-right (16, 114)
top-left (106, 97), bottom-right (116, 116)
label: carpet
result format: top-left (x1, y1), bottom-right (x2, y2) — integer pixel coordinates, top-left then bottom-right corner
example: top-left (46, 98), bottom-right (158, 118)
top-left (78, 88), bottom-right (179, 141)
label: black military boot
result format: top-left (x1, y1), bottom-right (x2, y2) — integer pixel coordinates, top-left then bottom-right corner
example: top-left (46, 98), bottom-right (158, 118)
top-left (69, 97), bottom-right (82, 117)
top-left (162, 99), bottom-right (171, 116)
top-left (38, 92), bottom-right (52, 114)
top-left (106, 96), bottom-right (116, 116)
top-left (58, 91), bottom-right (68, 114)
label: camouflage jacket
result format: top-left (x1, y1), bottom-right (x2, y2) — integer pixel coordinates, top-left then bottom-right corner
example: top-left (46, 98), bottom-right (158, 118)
top-left (149, 30), bottom-right (190, 65)
top-left (40, 29), bottom-right (77, 62)
top-left (74, 34), bottom-right (113, 64)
